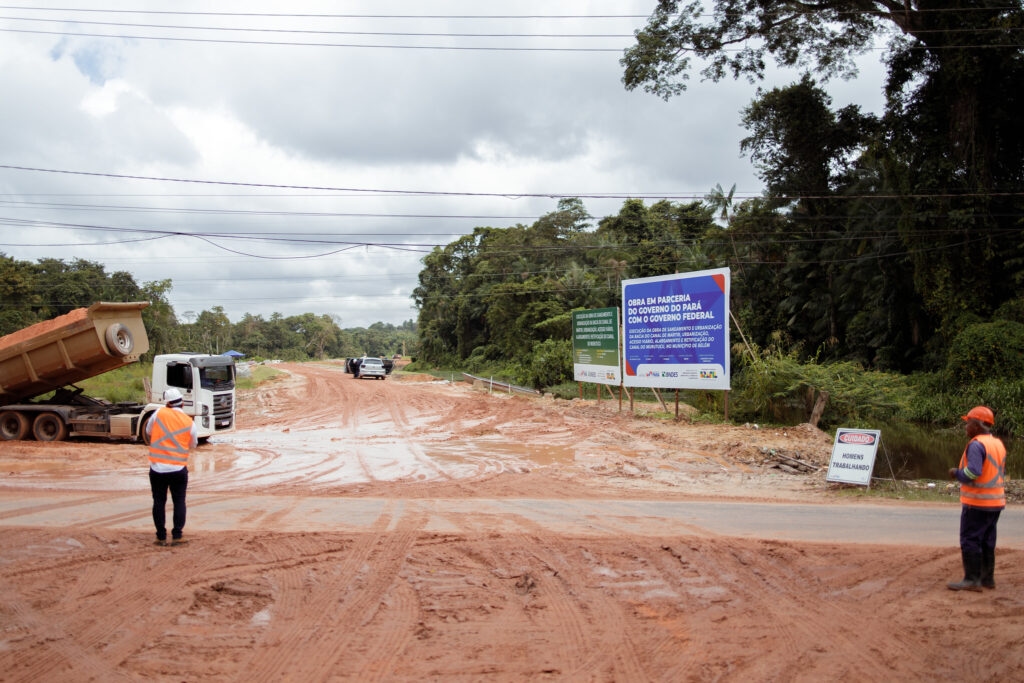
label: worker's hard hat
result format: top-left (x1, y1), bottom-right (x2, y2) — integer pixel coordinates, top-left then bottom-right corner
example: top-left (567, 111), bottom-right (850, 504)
top-left (163, 388), bottom-right (184, 406)
top-left (961, 405), bottom-right (994, 426)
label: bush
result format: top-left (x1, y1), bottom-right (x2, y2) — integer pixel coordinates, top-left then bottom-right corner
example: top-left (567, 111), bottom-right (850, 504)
top-left (513, 338), bottom-right (572, 390)
top-left (946, 320), bottom-right (1024, 388)
top-left (994, 297), bottom-right (1024, 324)
top-left (729, 342), bottom-right (912, 428)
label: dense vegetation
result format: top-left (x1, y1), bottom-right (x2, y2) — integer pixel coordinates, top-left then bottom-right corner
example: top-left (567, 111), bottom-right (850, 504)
top-left (411, 0), bottom-right (1024, 435)
top-left (0, 255), bottom-right (417, 362)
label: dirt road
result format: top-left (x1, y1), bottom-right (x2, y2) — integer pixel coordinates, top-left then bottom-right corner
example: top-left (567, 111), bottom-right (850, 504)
top-left (1, 362), bottom-right (1021, 681)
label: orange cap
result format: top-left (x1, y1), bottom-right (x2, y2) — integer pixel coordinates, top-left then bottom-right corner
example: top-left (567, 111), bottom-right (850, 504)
top-left (961, 406), bottom-right (994, 426)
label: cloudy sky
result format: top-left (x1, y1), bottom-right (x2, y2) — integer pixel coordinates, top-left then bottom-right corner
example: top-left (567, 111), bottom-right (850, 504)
top-left (0, 1), bottom-right (886, 328)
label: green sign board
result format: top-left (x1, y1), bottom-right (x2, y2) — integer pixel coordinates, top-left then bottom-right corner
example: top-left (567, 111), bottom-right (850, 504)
top-left (572, 307), bottom-right (621, 385)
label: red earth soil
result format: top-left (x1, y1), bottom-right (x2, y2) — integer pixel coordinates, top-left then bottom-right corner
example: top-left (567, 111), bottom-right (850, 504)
top-left (0, 361), bottom-right (1021, 681)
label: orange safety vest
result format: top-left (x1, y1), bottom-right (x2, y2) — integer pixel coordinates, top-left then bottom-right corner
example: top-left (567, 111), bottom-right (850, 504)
top-left (148, 407), bottom-right (194, 467)
top-left (959, 433), bottom-right (1006, 509)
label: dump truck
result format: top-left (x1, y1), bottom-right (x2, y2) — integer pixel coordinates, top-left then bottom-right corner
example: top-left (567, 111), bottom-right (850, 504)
top-left (0, 302), bottom-right (235, 442)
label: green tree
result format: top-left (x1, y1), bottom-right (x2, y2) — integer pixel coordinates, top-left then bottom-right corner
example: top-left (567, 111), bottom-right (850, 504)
top-left (139, 279), bottom-right (179, 357)
top-left (0, 253), bottom-right (41, 336)
top-left (624, 0), bottom-right (1024, 367)
top-left (194, 306), bottom-right (231, 354)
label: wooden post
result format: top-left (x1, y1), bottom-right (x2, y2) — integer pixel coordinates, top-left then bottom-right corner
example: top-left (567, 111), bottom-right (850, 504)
top-left (675, 389), bottom-right (680, 421)
top-left (652, 387), bottom-right (668, 412)
top-left (809, 390), bottom-right (829, 428)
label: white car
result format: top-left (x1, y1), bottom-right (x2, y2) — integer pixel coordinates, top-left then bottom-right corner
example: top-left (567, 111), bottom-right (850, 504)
top-left (355, 357), bottom-right (387, 380)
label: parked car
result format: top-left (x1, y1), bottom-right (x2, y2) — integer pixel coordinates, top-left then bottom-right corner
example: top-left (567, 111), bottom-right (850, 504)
top-left (354, 356), bottom-right (387, 380)
top-left (346, 356), bottom-right (394, 376)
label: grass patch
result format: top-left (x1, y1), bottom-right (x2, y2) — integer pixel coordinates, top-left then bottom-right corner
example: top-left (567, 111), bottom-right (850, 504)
top-left (832, 478), bottom-right (960, 503)
top-left (237, 364), bottom-right (285, 390)
top-left (72, 363), bottom-right (151, 404)
top-left (832, 477), bottom-right (1024, 504)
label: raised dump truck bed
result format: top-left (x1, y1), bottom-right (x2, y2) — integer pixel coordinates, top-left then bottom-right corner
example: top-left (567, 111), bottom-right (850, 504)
top-left (0, 302), bottom-right (149, 407)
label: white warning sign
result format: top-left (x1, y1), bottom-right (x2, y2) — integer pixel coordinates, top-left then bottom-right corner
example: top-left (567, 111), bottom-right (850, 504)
top-left (826, 428), bottom-right (881, 487)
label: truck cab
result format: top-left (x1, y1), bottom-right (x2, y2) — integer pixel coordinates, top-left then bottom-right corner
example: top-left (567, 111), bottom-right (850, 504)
top-left (148, 353), bottom-right (236, 439)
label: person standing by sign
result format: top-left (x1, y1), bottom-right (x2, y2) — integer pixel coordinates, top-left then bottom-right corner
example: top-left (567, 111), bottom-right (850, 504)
top-left (947, 406), bottom-right (1007, 591)
top-left (146, 388), bottom-right (198, 546)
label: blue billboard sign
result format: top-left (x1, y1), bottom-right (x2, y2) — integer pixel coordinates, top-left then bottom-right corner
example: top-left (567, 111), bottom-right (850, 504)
top-left (621, 268), bottom-right (730, 390)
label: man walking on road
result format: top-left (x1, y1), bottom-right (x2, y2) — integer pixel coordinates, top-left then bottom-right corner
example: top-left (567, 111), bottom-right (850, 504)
top-left (146, 388), bottom-right (198, 546)
top-left (948, 405), bottom-right (1007, 591)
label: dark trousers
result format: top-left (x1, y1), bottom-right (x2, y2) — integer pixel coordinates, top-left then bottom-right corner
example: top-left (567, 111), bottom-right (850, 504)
top-left (959, 505), bottom-right (1000, 554)
top-left (150, 467), bottom-right (188, 540)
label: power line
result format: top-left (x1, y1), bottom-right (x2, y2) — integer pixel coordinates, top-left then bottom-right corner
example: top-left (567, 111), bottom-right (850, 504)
top-left (3, 164), bottom-right (1022, 201)
top-left (0, 27), bottom-right (628, 51)
top-left (4, 12), bottom-right (1019, 41)
top-left (0, 7), bottom-right (652, 20)
top-left (1, 4), bottom-right (1017, 19)
top-left (0, 14), bottom-right (637, 39)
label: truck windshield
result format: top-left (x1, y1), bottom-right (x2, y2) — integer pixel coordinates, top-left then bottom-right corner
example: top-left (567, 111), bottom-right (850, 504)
top-left (200, 364), bottom-right (235, 390)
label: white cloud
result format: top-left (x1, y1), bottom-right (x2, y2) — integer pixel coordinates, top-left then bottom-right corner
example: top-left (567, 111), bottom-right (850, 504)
top-left (0, 1), bottom-right (889, 328)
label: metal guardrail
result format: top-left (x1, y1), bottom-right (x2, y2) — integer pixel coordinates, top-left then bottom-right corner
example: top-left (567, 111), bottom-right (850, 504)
top-left (460, 372), bottom-right (541, 396)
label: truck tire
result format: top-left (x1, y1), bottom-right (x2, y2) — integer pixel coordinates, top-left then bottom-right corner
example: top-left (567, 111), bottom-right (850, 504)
top-left (105, 323), bottom-right (134, 356)
top-left (32, 412), bottom-right (68, 442)
top-left (0, 411), bottom-right (30, 441)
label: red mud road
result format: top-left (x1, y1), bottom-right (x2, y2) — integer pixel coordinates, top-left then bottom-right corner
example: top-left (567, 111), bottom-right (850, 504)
top-left (1, 362), bottom-right (1022, 681)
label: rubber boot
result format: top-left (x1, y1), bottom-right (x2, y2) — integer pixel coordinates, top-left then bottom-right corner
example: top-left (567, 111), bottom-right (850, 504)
top-left (947, 550), bottom-right (983, 592)
top-left (981, 547), bottom-right (995, 590)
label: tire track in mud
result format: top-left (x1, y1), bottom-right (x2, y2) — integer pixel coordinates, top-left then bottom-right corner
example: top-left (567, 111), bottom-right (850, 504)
top-left (234, 501), bottom-right (427, 680)
top-left (727, 541), bottom-right (930, 679)
top-left (0, 531), bottom-right (231, 681)
top-left (428, 508), bottom-right (651, 680)
top-left (2, 593), bottom-right (132, 683)
top-left (274, 364), bottom-right (456, 486)
top-left (516, 531), bottom-right (650, 680)
top-left (650, 538), bottom-right (932, 680)
top-left (349, 577), bottom-right (420, 681)
top-left (383, 391), bottom-right (455, 482)
top-left (672, 539), bottom-right (821, 679)
top-left (394, 526), bottom-right (594, 679)
top-left (0, 492), bottom-right (119, 521)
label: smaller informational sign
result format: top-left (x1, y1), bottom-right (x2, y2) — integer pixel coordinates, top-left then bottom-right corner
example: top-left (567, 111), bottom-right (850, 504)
top-left (826, 428), bottom-right (882, 486)
top-left (572, 307), bottom-right (620, 386)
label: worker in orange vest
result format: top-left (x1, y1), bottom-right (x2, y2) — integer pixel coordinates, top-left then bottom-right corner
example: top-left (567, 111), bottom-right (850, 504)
top-left (146, 388), bottom-right (198, 546)
top-left (947, 405), bottom-right (1006, 591)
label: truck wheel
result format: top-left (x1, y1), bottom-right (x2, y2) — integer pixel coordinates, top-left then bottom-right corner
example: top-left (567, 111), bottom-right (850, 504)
top-left (32, 413), bottom-right (68, 442)
top-left (105, 323), bottom-right (134, 356)
top-left (0, 411), bottom-right (30, 440)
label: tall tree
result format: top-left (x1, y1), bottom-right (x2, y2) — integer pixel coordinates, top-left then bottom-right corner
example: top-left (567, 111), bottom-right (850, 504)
top-left (139, 278), bottom-right (179, 357)
top-left (624, 0), bottom-right (1024, 366)
top-left (0, 253), bottom-right (41, 335)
